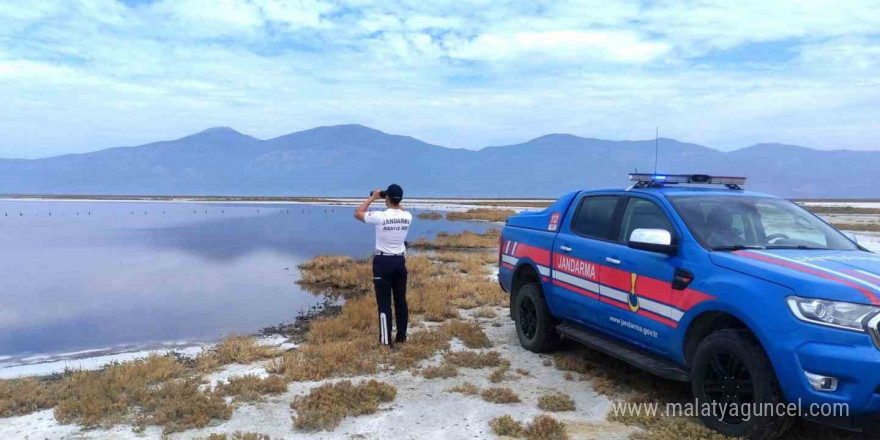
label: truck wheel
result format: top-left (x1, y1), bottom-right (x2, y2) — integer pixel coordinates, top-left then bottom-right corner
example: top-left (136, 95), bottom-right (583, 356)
top-left (691, 330), bottom-right (793, 439)
top-left (514, 283), bottom-right (556, 353)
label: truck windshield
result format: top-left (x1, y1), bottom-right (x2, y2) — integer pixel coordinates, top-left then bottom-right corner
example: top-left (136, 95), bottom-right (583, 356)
top-left (667, 196), bottom-right (858, 251)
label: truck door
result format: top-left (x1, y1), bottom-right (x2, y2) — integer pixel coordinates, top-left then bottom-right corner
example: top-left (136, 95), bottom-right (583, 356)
top-left (551, 194), bottom-right (624, 326)
top-left (597, 195), bottom-right (683, 354)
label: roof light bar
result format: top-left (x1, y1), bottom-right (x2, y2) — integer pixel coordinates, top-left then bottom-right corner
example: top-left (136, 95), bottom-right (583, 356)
top-left (628, 173), bottom-right (747, 187)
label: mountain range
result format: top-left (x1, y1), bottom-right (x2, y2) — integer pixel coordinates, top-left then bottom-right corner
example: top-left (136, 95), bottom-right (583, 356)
top-left (1, 124), bottom-right (877, 198)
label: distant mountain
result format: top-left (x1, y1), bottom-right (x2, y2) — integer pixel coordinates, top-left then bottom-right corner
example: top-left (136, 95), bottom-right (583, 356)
top-left (1, 124), bottom-right (877, 198)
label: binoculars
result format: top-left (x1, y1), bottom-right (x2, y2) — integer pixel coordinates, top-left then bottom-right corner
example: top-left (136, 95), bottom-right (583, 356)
top-left (370, 191), bottom-right (387, 198)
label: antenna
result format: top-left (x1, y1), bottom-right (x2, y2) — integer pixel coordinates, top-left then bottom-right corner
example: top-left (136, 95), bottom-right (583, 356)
top-left (654, 127), bottom-right (659, 174)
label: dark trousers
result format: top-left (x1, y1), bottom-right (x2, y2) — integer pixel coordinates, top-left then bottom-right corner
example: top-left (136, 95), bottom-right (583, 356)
top-left (373, 255), bottom-right (408, 346)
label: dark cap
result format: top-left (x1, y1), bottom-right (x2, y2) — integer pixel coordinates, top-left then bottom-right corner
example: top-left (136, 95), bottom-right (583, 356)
top-left (383, 183), bottom-right (403, 204)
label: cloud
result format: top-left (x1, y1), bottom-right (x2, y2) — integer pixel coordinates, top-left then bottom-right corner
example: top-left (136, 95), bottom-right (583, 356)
top-left (449, 30), bottom-right (670, 63)
top-left (0, 0), bottom-right (878, 158)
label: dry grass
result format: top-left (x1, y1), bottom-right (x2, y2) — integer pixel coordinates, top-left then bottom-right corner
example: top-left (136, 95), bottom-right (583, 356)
top-left (515, 368), bottom-right (530, 376)
top-left (420, 363), bottom-right (459, 379)
top-left (51, 355), bottom-right (231, 433)
top-left (480, 387), bottom-right (520, 403)
top-left (489, 414), bottom-right (569, 440)
top-left (446, 208), bottom-right (516, 223)
top-left (537, 392), bottom-right (575, 412)
top-left (431, 251), bottom-right (497, 265)
top-left (805, 205), bottom-right (880, 215)
top-left (445, 319), bottom-right (493, 348)
top-left (473, 307), bottom-right (498, 318)
top-left (296, 255), bottom-right (375, 295)
top-left (291, 380), bottom-right (396, 431)
top-left (489, 360), bottom-right (512, 383)
top-left (417, 211), bottom-right (444, 220)
top-left (831, 222), bottom-right (880, 232)
top-left (447, 382), bottom-right (480, 395)
top-left (0, 378), bottom-right (59, 418)
top-left (200, 433), bottom-right (270, 440)
top-left (267, 321), bottom-right (464, 381)
top-left (410, 229), bottom-right (500, 250)
top-left (215, 374), bottom-right (287, 403)
top-left (214, 335), bottom-right (278, 365)
top-left (443, 350), bottom-right (503, 369)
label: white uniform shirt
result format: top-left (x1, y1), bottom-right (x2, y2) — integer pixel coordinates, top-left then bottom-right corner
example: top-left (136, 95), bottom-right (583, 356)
top-left (364, 208), bottom-right (413, 254)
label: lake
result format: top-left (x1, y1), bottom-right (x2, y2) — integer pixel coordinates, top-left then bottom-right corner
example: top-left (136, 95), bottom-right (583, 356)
top-left (0, 200), bottom-right (490, 368)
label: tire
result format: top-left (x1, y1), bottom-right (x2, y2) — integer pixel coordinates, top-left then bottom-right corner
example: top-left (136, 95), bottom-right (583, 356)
top-left (514, 283), bottom-right (557, 353)
top-left (691, 329), bottom-right (794, 439)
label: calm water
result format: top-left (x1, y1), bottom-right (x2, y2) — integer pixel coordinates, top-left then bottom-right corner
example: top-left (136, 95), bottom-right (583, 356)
top-left (0, 200), bottom-right (490, 362)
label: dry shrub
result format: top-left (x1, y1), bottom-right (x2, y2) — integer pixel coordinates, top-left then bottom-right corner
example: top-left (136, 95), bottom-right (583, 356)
top-left (291, 380), bottom-right (395, 431)
top-left (489, 414), bottom-right (525, 436)
top-left (420, 363), bottom-right (459, 379)
top-left (490, 414), bottom-right (569, 440)
top-left (447, 382), bottom-right (480, 395)
top-left (537, 393), bottom-right (575, 412)
top-left (446, 209), bottom-right (515, 223)
top-left (417, 211), bottom-right (444, 220)
top-left (0, 378), bottom-right (59, 418)
top-left (52, 355), bottom-right (230, 433)
top-left (445, 320), bottom-right (492, 348)
top-left (267, 336), bottom-right (379, 381)
top-left (214, 335), bottom-right (278, 365)
top-left (53, 354), bottom-right (188, 427)
top-left (216, 374), bottom-right (288, 402)
top-left (525, 414), bottom-right (568, 440)
top-left (480, 387), bottom-right (520, 403)
top-left (138, 378), bottom-right (232, 434)
top-left (489, 360), bottom-right (512, 383)
top-left (443, 350), bottom-right (503, 369)
top-left (515, 368), bottom-right (530, 376)
top-left (473, 307), bottom-right (498, 318)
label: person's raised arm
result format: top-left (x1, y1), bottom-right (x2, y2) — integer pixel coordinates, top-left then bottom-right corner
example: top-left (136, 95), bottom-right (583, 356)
top-left (354, 189), bottom-right (382, 223)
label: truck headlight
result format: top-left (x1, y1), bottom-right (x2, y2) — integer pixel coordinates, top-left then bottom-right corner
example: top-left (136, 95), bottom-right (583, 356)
top-left (787, 296), bottom-right (878, 332)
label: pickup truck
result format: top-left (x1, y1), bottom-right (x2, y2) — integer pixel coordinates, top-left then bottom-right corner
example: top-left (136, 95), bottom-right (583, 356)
top-left (498, 174), bottom-right (880, 439)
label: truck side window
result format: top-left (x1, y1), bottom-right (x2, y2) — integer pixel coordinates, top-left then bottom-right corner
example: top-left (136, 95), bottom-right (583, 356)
top-left (572, 196), bottom-right (619, 240)
top-left (618, 198), bottom-right (675, 243)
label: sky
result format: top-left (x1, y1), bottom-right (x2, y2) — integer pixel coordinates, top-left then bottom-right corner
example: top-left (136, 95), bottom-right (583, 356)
top-left (1, 0), bottom-right (879, 159)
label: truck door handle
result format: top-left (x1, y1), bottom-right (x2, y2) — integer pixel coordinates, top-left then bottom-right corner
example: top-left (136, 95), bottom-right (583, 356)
top-left (605, 257), bottom-right (621, 265)
top-left (559, 245), bottom-right (573, 253)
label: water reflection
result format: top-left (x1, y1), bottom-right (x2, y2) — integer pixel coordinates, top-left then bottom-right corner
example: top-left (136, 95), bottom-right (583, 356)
top-left (0, 201), bottom-right (489, 360)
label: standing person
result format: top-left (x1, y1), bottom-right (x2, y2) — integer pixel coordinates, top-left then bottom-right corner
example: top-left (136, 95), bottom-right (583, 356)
top-left (354, 184), bottom-right (412, 347)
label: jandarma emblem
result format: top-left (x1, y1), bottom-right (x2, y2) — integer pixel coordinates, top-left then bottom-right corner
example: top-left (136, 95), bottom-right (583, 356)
top-left (628, 273), bottom-right (640, 312)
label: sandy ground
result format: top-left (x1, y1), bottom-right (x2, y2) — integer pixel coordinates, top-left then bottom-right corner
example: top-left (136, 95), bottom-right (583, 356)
top-left (0, 307), bottom-right (636, 440)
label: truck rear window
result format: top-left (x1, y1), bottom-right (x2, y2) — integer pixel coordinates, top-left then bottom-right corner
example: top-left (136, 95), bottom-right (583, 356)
top-left (572, 196), bottom-right (619, 240)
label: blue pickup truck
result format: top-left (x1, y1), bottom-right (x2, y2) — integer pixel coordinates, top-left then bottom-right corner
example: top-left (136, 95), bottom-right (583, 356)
top-left (498, 174), bottom-right (880, 439)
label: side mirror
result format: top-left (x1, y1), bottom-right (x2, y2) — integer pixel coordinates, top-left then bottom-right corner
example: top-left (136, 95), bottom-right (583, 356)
top-left (843, 231), bottom-right (859, 244)
top-left (628, 228), bottom-right (677, 255)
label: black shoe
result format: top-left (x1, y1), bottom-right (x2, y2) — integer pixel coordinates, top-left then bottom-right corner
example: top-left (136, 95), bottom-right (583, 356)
top-left (395, 335), bottom-right (407, 344)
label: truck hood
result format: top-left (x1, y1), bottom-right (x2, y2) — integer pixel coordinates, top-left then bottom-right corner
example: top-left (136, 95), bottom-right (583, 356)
top-left (710, 249), bottom-right (880, 306)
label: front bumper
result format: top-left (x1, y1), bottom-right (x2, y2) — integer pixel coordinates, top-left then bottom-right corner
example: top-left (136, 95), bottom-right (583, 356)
top-left (769, 323), bottom-right (880, 428)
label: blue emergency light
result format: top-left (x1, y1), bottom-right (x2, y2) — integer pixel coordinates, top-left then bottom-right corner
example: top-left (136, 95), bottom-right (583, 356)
top-left (628, 173), bottom-right (746, 189)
